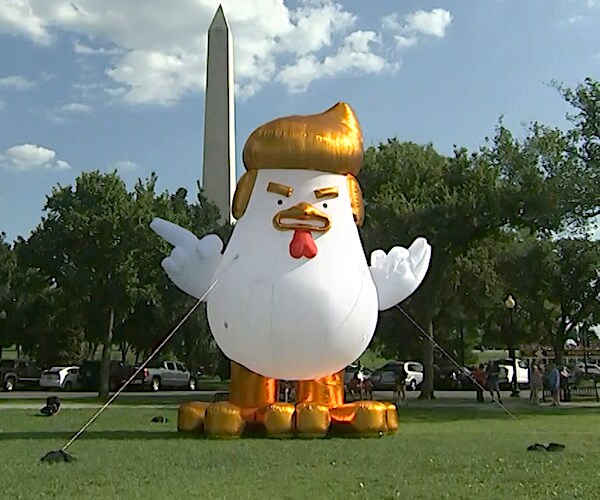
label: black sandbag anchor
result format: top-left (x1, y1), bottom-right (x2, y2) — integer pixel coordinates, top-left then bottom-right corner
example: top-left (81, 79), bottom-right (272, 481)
top-left (527, 442), bottom-right (565, 452)
top-left (40, 450), bottom-right (76, 463)
top-left (40, 396), bottom-right (61, 417)
top-left (151, 416), bottom-right (169, 423)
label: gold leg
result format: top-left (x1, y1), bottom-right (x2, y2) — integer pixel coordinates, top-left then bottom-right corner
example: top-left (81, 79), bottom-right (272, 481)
top-left (293, 371), bottom-right (344, 437)
top-left (178, 361), bottom-right (277, 437)
top-left (295, 370), bottom-right (345, 407)
top-left (229, 362), bottom-right (278, 410)
top-left (295, 370), bottom-right (392, 436)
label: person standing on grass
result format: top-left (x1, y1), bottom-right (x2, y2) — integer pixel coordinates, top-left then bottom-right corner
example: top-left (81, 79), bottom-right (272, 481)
top-left (473, 364), bottom-right (487, 402)
top-left (529, 364), bottom-right (543, 405)
top-left (486, 361), bottom-right (502, 404)
top-left (548, 363), bottom-right (561, 406)
top-left (394, 365), bottom-right (407, 406)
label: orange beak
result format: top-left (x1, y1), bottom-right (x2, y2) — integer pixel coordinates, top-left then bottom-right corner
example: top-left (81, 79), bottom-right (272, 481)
top-left (273, 202), bottom-right (331, 232)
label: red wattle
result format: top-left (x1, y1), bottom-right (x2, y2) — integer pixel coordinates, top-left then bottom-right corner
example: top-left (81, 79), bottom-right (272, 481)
top-left (289, 230), bottom-right (317, 259)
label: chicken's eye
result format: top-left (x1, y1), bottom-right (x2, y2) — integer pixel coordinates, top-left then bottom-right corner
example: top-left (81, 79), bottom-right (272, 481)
top-left (323, 203), bottom-right (328, 209)
top-left (277, 199), bottom-right (283, 205)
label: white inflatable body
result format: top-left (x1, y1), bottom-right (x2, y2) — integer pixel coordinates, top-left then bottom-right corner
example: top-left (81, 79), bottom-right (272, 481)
top-left (207, 169), bottom-right (378, 380)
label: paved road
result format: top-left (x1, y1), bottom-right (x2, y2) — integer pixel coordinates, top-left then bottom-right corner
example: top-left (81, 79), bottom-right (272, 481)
top-left (0, 389), bottom-right (487, 400)
top-left (1, 389), bottom-right (599, 410)
top-left (0, 390), bottom-right (209, 400)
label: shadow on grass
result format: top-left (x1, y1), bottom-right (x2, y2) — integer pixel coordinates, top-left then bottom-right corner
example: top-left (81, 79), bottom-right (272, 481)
top-left (1, 429), bottom-right (399, 442)
top-left (0, 394), bottom-right (222, 406)
top-left (0, 430), bottom-right (189, 441)
top-left (397, 405), bottom-right (596, 424)
top-left (0, 427), bottom-right (375, 441)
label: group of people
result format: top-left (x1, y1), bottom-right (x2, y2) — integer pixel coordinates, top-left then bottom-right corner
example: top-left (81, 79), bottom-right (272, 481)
top-left (473, 361), bottom-right (503, 403)
top-left (472, 360), bottom-right (563, 406)
top-left (347, 365), bottom-right (374, 400)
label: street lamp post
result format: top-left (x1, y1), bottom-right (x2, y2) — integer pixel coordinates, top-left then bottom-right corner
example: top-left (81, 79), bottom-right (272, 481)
top-left (0, 310), bottom-right (6, 360)
top-left (456, 310), bottom-right (466, 368)
top-left (505, 295), bottom-right (520, 397)
top-left (582, 326), bottom-right (592, 375)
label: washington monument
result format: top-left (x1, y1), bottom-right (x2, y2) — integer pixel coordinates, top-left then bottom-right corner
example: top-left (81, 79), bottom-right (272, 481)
top-left (202, 5), bottom-right (236, 224)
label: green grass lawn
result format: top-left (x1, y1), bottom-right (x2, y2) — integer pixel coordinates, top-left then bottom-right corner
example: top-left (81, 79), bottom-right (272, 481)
top-left (0, 405), bottom-right (599, 500)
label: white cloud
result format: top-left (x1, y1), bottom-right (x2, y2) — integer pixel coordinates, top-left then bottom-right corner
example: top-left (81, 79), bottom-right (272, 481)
top-left (55, 159), bottom-right (72, 170)
top-left (74, 40), bottom-right (122, 55)
top-left (57, 102), bottom-right (93, 113)
top-left (566, 14), bottom-right (585, 24)
top-left (277, 31), bottom-right (391, 93)
top-left (277, 2), bottom-right (355, 55)
top-left (106, 49), bottom-right (203, 105)
top-left (383, 8), bottom-right (453, 49)
top-left (0, 0), bottom-right (51, 45)
top-left (0, 75), bottom-right (35, 90)
top-left (108, 160), bottom-right (140, 171)
top-left (405, 9), bottom-right (453, 38)
top-left (0, 1), bottom-right (453, 103)
top-left (0, 144), bottom-right (72, 172)
top-left (39, 71), bottom-right (57, 82)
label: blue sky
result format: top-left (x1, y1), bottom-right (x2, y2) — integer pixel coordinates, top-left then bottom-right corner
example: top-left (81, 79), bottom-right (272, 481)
top-left (1, 0), bottom-right (599, 241)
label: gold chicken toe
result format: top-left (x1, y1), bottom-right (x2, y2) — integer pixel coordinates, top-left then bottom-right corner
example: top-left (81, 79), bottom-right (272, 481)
top-left (385, 402), bottom-right (399, 433)
top-left (177, 401), bottom-right (211, 432)
top-left (259, 403), bottom-right (296, 438)
top-left (330, 401), bottom-right (390, 435)
top-left (350, 400), bottom-right (390, 435)
top-left (294, 402), bottom-right (331, 438)
top-left (204, 402), bottom-right (246, 438)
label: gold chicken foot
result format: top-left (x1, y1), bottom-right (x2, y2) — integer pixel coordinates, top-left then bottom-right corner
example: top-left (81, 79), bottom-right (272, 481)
top-left (176, 363), bottom-right (398, 438)
top-left (292, 372), bottom-right (398, 437)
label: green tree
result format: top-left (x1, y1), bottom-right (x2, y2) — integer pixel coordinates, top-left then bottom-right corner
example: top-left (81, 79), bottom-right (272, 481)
top-left (116, 178), bottom-right (226, 372)
top-left (21, 171), bottom-right (140, 396)
top-left (499, 238), bottom-right (600, 364)
top-left (360, 91), bottom-right (600, 398)
top-left (0, 233), bottom-right (15, 358)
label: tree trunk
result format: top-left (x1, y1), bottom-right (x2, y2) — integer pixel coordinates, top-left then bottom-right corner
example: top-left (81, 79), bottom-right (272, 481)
top-left (553, 338), bottom-right (564, 365)
top-left (418, 319), bottom-right (436, 400)
top-left (120, 342), bottom-right (129, 363)
top-left (86, 342), bottom-right (98, 360)
top-left (99, 309), bottom-right (115, 398)
top-left (0, 346), bottom-right (3, 359)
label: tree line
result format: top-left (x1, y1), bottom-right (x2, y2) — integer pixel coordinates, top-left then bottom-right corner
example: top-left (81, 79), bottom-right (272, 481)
top-left (1, 79), bottom-right (599, 399)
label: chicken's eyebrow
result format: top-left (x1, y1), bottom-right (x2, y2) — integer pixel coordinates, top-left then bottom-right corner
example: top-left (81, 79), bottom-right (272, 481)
top-left (314, 187), bottom-right (339, 199)
top-left (267, 182), bottom-right (293, 197)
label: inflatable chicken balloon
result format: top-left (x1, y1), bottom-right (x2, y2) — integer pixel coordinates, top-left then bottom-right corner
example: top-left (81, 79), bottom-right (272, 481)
top-left (151, 103), bottom-right (431, 438)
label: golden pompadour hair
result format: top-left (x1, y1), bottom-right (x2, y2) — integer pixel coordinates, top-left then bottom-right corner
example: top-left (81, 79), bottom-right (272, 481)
top-left (233, 102), bottom-right (365, 225)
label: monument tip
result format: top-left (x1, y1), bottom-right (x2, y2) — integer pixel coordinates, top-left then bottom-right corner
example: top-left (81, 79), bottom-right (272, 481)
top-left (209, 4), bottom-right (229, 30)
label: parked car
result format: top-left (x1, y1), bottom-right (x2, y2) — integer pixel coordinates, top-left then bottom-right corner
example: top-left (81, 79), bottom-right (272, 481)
top-left (139, 361), bottom-right (197, 391)
top-left (434, 365), bottom-right (474, 390)
top-left (79, 360), bottom-right (137, 392)
top-left (40, 366), bottom-right (81, 391)
top-left (370, 361), bottom-right (424, 391)
top-left (575, 362), bottom-right (600, 377)
top-left (496, 358), bottom-right (529, 388)
top-left (0, 359), bottom-right (42, 391)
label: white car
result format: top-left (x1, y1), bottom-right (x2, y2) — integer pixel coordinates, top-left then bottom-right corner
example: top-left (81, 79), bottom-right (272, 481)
top-left (371, 361), bottom-right (424, 391)
top-left (575, 362), bottom-right (600, 376)
top-left (404, 361), bottom-right (424, 390)
top-left (496, 358), bottom-right (529, 386)
top-left (39, 366), bottom-right (81, 391)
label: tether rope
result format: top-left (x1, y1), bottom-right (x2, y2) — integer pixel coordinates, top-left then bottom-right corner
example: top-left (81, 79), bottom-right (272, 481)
top-left (396, 304), bottom-right (550, 446)
top-left (60, 254), bottom-right (238, 452)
